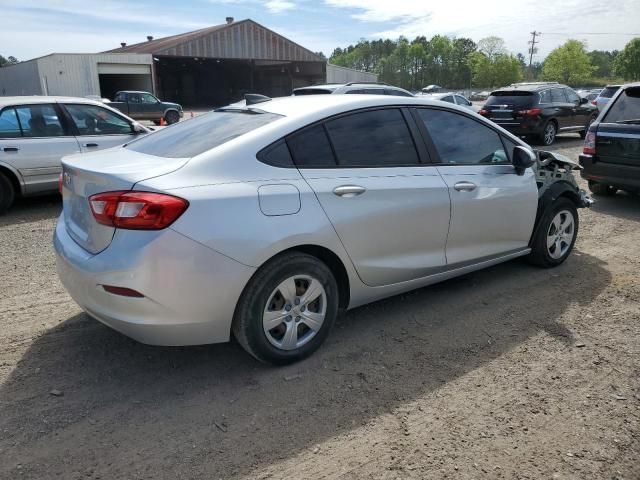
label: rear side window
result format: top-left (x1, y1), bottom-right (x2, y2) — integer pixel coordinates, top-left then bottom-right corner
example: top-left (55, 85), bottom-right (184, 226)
top-left (325, 109), bottom-right (419, 167)
top-left (600, 86), bottom-right (621, 99)
top-left (363, 88), bottom-right (386, 95)
top-left (126, 110), bottom-right (282, 158)
top-left (0, 108), bottom-right (21, 138)
top-left (603, 87), bottom-right (640, 123)
top-left (344, 89), bottom-right (365, 94)
top-left (65, 104), bottom-right (133, 135)
top-left (15, 105), bottom-right (65, 137)
top-left (418, 109), bottom-right (508, 164)
top-left (293, 88), bottom-right (334, 96)
top-left (551, 88), bottom-right (567, 103)
top-left (257, 139), bottom-right (294, 168)
top-left (387, 89), bottom-right (413, 97)
top-left (539, 90), bottom-right (552, 104)
top-left (287, 124), bottom-right (336, 167)
top-left (486, 91), bottom-right (535, 108)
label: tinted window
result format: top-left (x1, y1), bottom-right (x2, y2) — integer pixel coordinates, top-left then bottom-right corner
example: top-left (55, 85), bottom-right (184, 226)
top-left (539, 90), bottom-right (552, 104)
top-left (15, 105), bottom-right (64, 137)
top-left (600, 86), bottom-right (621, 99)
top-left (455, 95), bottom-right (471, 106)
top-left (344, 89), bottom-right (365, 94)
top-left (486, 91), bottom-right (535, 108)
top-left (387, 89), bottom-right (413, 97)
top-left (257, 139), bottom-right (294, 168)
top-left (114, 92), bottom-right (125, 102)
top-left (0, 108), bottom-right (21, 138)
top-left (325, 109), bottom-right (419, 167)
top-left (565, 89), bottom-right (580, 104)
top-left (364, 88), bottom-right (386, 95)
top-left (603, 87), bottom-right (640, 123)
top-left (141, 93), bottom-right (158, 103)
top-left (127, 110), bottom-right (282, 158)
top-left (293, 88), bottom-right (334, 95)
top-left (65, 104), bottom-right (132, 135)
top-left (287, 124), bottom-right (336, 167)
top-left (551, 88), bottom-right (567, 103)
top-left (418, 109), bottom-right (508, 164)
top-left (441, 95), bottom-right (455, 103)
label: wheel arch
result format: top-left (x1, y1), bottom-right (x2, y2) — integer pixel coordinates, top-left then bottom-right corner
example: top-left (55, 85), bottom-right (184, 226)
top-left (0, 162), bottom-right (24, 196)
top-left (163, 108), bottom-right (181, 118)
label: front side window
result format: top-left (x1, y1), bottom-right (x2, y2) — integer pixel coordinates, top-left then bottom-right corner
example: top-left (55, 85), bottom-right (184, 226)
top-left (418, 108), bottom-right (508, 164)
top-left (127, 110), bottom-right (283, 158)
top-left (387, 89), bottom-right (413, 97)
top-left (363, 88), bottom-right (386, 95)
top-left (603, 87), bottom-right (640, 123)
top-left (441, 95), bottom-right (455, 103)
top-left (15, 105), bottom-right (64, 137)
top-left (325, 109), bottom-right (419, 167)
top-left (141, 93), bottom-right (158, 104)
top-left (455, 95), bottom-right (471, 106)
top-left (565, 89), bottom-right (580, 104)
top-left (344, 89), bottom-right (365, 95)
top-left (0, 108), bottom-right (21, 138)
top-left (551, 88), bottom-right (567, 103)
top-left (65, 104), bottom-right (133, 135)
top-left (114, 92), bottom-right (126, 102)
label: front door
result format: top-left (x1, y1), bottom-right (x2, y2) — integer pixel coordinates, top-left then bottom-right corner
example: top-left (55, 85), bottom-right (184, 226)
top-left (62, 103), bottom-right (139, 153)
top-left (289, 108), bottom-right (451, 287)
top-left (0, 104), bottom-right (80, 194)
top-left (416, 107), bottom-right (538, 265)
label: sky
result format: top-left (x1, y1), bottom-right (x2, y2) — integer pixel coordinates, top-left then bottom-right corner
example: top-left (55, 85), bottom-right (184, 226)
top-left (1, 0), bottom-right (639, 62)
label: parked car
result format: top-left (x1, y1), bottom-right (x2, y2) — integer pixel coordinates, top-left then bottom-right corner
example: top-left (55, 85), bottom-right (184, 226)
top-left (418, 92), bottom-right (480, 112)
top-left (55, 94), bottom-right (590, 364)
top-left (110, 91), bottom-right (183, 125)
top-left (0, 96), bottom-right (149, 212)
top-left (576, 88), bottom-right (601, 103)
top-left (292, 82), bottom-right (413, 97)
top-left (479, 82), bottom-right (598, 146)
top-left (592, 85), bottom-right (622, 111)
top-left (422, 84), bottom-right (444, 93)
top-left (580, 82), bottom-right (640, 196)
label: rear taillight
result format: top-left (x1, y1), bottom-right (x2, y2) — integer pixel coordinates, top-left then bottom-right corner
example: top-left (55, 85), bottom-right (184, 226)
top-left (88, 191), bottom-right (189, 230)
top-left (517, 108), bottom-right (542, 117)
top-left (591, 100), bottom-right (597, 106)
top-left (583, 131), bottom-right (596, 155)
top-left (478, 109), bottom-right (489, 116)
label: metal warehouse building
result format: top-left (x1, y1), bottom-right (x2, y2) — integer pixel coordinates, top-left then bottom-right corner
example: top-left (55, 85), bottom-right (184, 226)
top-left (0, 18), bottom-right (376, 107)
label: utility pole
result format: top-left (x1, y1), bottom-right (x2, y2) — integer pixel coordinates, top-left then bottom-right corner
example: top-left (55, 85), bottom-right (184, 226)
top-left (528, 31), bottom-right (540, 80)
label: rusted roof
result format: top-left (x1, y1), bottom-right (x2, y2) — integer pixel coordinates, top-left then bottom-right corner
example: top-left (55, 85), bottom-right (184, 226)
top-left (104, 19), bottom-right (324, 62)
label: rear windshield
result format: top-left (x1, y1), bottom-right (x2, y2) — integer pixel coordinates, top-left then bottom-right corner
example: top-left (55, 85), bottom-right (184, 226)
top-left (293, 88), bottom-right (334, 95)
top-left (126, 110), bottom-right (283, 158)
top-left (603, 87), bottom-right (640, 123)
top-left (485, 91), bottom-right (535, 107)
top-left (599, 86), bottom-right (621, 99)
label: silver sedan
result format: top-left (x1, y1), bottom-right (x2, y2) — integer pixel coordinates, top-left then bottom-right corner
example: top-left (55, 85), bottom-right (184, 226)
top-left (55, 95), bottom-right (587, 364)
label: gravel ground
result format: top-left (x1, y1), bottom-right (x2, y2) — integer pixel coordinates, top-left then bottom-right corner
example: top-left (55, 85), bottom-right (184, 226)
top-left (0, 134), bottom-right (638, 479)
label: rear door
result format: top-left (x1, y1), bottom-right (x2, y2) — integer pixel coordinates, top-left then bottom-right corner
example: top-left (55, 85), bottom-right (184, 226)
top-left (550, 88), bottom-right (572, 129)
top-left (62, 103), bottom-right (139, 152)
top-left (415, 107), bottom-right (538, 265)
top-left (291, 108), bottom-right (451, 287)
top-left (597, 86), bottom-right (640, 167)
top-left (565, 88), bottom-right (590, 128)
top-left (0, 104), bottom-right (80, 194)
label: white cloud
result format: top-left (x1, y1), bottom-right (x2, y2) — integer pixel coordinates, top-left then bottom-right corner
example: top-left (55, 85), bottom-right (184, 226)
top-left (264, 0), bottom-right (296, 13)
top-left (323, 0), bottom-right (640, 57)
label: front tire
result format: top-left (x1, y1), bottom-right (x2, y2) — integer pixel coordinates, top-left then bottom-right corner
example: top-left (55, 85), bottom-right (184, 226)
top-left (0, 172), bottom-right (16, 214)
top-left (232, 252), bottom-right (339, 365)
top-left (164, 110), bottom-right (180, 125)
top-left (528, 197), bottom-right (578, 268)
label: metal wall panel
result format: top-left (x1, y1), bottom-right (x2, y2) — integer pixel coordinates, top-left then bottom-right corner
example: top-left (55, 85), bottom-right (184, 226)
top-left (0, 60), bottom-right (43, 96)
top-left (326, 64), bottom-right (378, 84)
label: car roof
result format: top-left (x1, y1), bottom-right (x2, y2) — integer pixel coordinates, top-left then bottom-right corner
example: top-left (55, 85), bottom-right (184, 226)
top-left (115, 90), bottom-right (154, 94)
top-left (496, 82), bottom-right (565, 92)
top-left (0, 95), bottom-right (108, 108)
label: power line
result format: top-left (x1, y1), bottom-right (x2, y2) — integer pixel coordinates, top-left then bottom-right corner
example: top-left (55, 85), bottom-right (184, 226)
top-left (542, 32), bottom-right (640, 36)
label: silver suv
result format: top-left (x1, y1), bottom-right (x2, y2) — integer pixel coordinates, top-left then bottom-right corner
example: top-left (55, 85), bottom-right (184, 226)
top-left (293, 82), bottom-right (413, 97)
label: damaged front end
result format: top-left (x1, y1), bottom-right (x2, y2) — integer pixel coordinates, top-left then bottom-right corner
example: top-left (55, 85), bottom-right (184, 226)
top-left (533, 150), bottom-right (593, 208)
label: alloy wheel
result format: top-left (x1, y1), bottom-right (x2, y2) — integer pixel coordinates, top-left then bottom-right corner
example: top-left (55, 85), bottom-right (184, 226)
top-left (547, 210), bottom-right (575, 259)
top-left (262, 275), bottom-right (327, 350)
top-left (543, 123), bottom-right (556, 145)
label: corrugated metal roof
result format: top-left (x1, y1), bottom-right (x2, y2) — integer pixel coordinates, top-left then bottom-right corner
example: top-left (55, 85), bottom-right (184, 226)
top-left (104, 19), bottom-right (324, 62)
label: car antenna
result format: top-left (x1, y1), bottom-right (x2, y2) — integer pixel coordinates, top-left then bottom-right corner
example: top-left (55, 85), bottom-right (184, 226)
top-left (245, 94), bottom-right (271, 105)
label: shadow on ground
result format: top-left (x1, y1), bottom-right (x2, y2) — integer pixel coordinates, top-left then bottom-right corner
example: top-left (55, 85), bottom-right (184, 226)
top-left (590, 190), bottom-right (640, 223)
top-left (0, 250), bottom-right (610, 479)
top-left (0, 195), bottom-right (61, 226)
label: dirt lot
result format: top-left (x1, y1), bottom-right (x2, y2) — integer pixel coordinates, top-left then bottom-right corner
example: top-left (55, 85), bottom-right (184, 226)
top-left (1, 135), bottom-right (638, 480)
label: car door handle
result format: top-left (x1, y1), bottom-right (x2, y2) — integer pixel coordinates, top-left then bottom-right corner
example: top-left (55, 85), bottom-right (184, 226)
top-left (453, 181), bottom-right (477, 192)
top-left (2, 146), bottom-right (19, 152)
top-left (333, 185), bottom-right (366, 197)
top-left (83, 143), bottom-right (99, 148)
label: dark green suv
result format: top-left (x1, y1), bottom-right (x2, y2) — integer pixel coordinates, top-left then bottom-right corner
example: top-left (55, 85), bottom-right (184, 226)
top-left (479, 82), bottom-right (598, 146)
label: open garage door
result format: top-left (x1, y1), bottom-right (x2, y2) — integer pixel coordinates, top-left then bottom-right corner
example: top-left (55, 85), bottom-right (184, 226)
top-left (98, 63), bottom-right (153, 101)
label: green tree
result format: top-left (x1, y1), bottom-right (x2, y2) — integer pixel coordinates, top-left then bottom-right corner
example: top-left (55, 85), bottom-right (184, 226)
top-left (469, 37), bottom-right (521, 88)
top-left (588, 50), bottom-right (618, 78)
top-left (0, 55), bottom-right (18, 67)
top-left (613, 38), bottom-right (640, 81)
top-left (542, 40), bottom-right (595, 85)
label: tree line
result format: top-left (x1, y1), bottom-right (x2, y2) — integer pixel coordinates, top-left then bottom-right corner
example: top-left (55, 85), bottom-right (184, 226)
top-left (330, 36), bottom-right (640, 90)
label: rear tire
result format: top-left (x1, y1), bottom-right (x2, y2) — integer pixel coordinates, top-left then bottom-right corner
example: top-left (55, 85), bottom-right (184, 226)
top-left (589, 181), bottom-right (616, 196)
top-left (164, 111), bottom-right (180, 125)
top-left (528, 197), bottom-right (578, 268)
top-left (538, 121), bottom-right (557, 146)
top-left (232, 252), bottom-right (339, 365)
top-left (0, 172), bottom-right (16, 214)
top-left (579, 115), bottom-right (597, 139)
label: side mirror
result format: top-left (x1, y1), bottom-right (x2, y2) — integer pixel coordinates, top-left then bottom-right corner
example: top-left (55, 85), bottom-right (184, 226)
top-left (580, 97), bottom-right (588, 105)
top-left (132, 123), bottom-right (147, 134)
top-left (512, 146), bottom-right (535, 175)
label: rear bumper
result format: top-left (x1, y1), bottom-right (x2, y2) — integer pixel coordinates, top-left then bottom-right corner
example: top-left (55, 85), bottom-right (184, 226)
top-left (54, 217), bottom-right (256, 346)
top-left (489, 118), bottom-right (544, 136)
top-left (579, 154), bottom-right (640, 191)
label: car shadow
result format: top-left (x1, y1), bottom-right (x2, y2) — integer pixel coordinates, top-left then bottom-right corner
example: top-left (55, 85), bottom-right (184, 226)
top-left (590, 190), bottom-right (640, 223)
top-left (0, 194), bottom-right (61, 226)
top-left (0, 251), bottom-right (610, 479)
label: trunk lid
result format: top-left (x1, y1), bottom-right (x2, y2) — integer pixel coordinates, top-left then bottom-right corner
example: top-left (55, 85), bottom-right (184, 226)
top-left (484, 91), bottom-right (535, 120)
top-left (61, 147), bottom-right (188, 254)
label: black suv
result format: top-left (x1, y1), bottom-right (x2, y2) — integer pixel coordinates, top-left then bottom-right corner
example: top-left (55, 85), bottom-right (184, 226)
top-left (479, 82), bottom-right (598, 145)
top-left (579, 82), bottom-right (640, 196)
